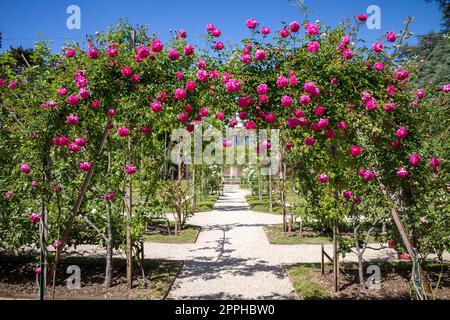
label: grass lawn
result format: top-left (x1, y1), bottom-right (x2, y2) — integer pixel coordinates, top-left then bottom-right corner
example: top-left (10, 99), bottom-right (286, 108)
top-left (284, 264), bottom-right (331, 299)
top-left (144, 224), bottom-right (201, 243)
top-left (264, 225), bottom-right (332, 244)
top-left (193, 194), bottom-right (219, 212)
top-left (264, 224), bottom-right (377, 245)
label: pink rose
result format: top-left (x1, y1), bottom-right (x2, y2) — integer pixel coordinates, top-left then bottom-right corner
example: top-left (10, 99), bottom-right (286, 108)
top-left (289, 21), bottom-right (300, 33)
top-left (281, 95), bottom-right (293, 107)
top-left (186, 81), bottom-right (197, 92)
top-left (255, 49), bottom-right (267, 61)
top-left (117, 127), bottom-right (130, 137)
top-left (184, 45), bottom-right (195, 56)
top-left (349, 145), bottom-right (362, 156)
top-left (175, 88), bottom-right (187, 100)
top-left (265, 113), bottom-right (276, 123)
top-left (396, 167), bottom-right (409, 179)
top-left (279, 27), bottom-right (290, 38)
top-left (395, 127), bottom-right (408, 140)
top-left (304, 137), bottom-right (316, 147)
top-left (409, 153), bottom-right (421, 166)
top-left (318, 174), bottom-right (329, 183)
top-left (121, 66), bottom-right (133, 78)
top-left (246, 18), bottom-right (259, 30)
top-left (66, 114), bottom-right (79, 126)
top-left (19, 163), bottom-right (31, 174)
top-left (66, 48), bottom-right (76, 58)
top-left (88, 48), bottom-right (99, 59)
top-left (152, 39), bottom-right (164, 52)
top-left (261, 27), bottom-right (271, 35)
top-left (307, 41), bottom-right (320, 52)
top-left (125, 165), bottom-right (137, 175)
top-left (386, 31), bottom-right (397, 42)
top-left (372, 42), bottom-right (383, 53)
top-left (168, 49), bottom-right (180, 61)
top-left (79, 162), bottom-right (92, 172)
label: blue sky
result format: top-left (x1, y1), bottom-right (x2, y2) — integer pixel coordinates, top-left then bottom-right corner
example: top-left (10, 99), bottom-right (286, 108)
top-left (0, 0), bottom-right (443, 52)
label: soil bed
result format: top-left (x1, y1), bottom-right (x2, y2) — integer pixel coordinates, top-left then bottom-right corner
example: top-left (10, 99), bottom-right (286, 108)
top-left (0, 255), bottom-right (182, 300)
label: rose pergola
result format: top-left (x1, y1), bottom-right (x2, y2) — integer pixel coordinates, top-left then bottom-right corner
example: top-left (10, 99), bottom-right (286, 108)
top-left (0, 14), bottom-right (448, 300)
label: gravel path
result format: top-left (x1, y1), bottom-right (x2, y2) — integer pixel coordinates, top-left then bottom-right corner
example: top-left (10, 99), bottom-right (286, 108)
top-left (163, 185), bottom-right (298, 300)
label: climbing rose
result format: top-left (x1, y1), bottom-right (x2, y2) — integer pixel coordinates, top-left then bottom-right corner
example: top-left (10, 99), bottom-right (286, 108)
top-left (336, 121), bottom-right (348, 130)
top-left (68, 143), bottom-right (80, 153)
top-left (211, 28), bottom-right (221, 37)
top-left (343, 49), bottom-right (353, 59)
top-left (19, 163), bottom-right (31, 174)
top-left (255, 49), bottom-right (267, 61)
top-left (276, 76), bottom-right (289, 88)
top-left (107, 47), bottom-right (118, 58)
top-left (199, 108), bottom-right (209, 117)
top-left (394, 69), bottom-right (409, 81)
top-left (108, 108), bottom-right (116, 117)
top-left (386, 85), bottom-right (396, 95)
top-left (178, 112), bottom-right (189, 122)
top-left (429, 157), bottom-right (440, 174)
top-left (29, 212), bottom-right (41, 223)
top-left (257, 83), bottom-right (268, 95)
top-left (79, 162), bottom-right (92, 172)
top-left (374, 62), bottom-right (385, 71)
top-left (384, 103), bottom-right (396, 113)
top-left (103, 192), bottom-right (116, 202)
top-left (241, 53), bottom-right (253, 64)
top-left (5, 191), bottom-right (13, 199)
top-left (354, 197), bottom-right (362, 204)
top-left (304, 137), bottom-right (316, 147)
top-left (31, 181), bottom-right (39, 188)
top-left (168, 49), bottom-right (180, 61)
top-left (66, 114), bottom-right (79, 126)
top-left (318, 174), bottom-right (329, 183)
top-left (137, 45), bottom-right (150, 59)
top-left (261, 27), bottom-right (271, 35)
top-left (307, 41), bottom-right (320, 52)
top-left (216, 112), bottom-right (224, 120)
top-left (244, 121), bottom-right (256, 130)
top-left (184, 45), bottom-right (195, 56)
top-left (88, 48), bottom-right (99, 59)
top-left (299, 95), bottom-right (311, 105)
top-left (305, 22), bottom-right (318, 35)
top-left (58, 87), bottom-right (68, 96)
top-left (66, 48), bottom-right (76, 57)
top-left (152, 39), bottom-right (163, 52)
top-left (349, 145), bottom-right (362, 156)
top-left (186, 81), bottom-right (197, 92)
top-left (314, 106), bottom-right (325, 116)
top-left (225, 79), bottom-right (240, 93)
top-left (121, 66), bottom-right (132, 78)
top-left (131, 74), bottom-right (141, 83)
top-left (395, 127), bottom-right (409, 139)
top-left (68, 94), bottom-right (79, 106)
top-left (386, 31), bottom-right (397, 42)
top-left (246, 18), bottom-right (259, 29)
top-left (417, 89), bottom-right (425, 100)
top-left (396, 167), bottom-right (409, 179)
top-left (372, 42), bottom-right (383, 53)
top-left (197, 70), bottom-right (209, 82)
top-left (124, 165), bottom-right (137, 175)
top-left (265, 113), bottom-right (276, 123)
top-left (289, 21), bottom-right (300, 32)
top-left (409, 153), bottom-right (421, 166)
top-left (281, 95), bottom-right (293, 107)
top-left (358, 14), bottom-right (367, 22)
top-left (117, 127), bottom-right (130, 137)
top-left (279, 27), bottom-right (290, 38)
top-left (74, 137), bottom-right (86, 147)
top-left (91, 100), bottom-right (100, 109)
top-left (363, 170), bottom-right (376, 182)
top-left (78, 88), bottom-right (90, 99)
top-left (343, 191), bottom-right (353, 201)
top-left (215, 42), bottom-right (224, 50)
top-left (150, 101), bottom-right (162, 113)
top-left (175, 88), bottom-right (187, 100)
top-left (294, 109), bottom-right (304, 118)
